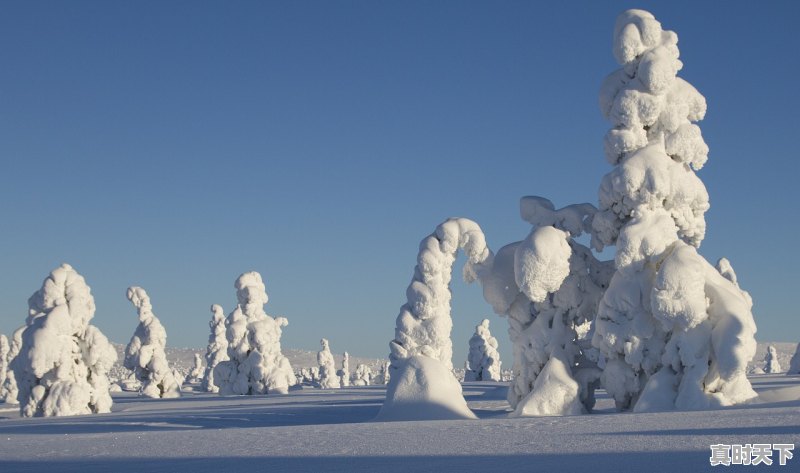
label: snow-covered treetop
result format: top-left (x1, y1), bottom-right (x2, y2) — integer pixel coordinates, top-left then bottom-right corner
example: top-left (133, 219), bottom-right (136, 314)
top-left (235, 272), bottom-right (269, 318)
top-left (27, 263), bottom-right (96, 334)
top-left (593, 9), bottom-right (710, 254)
top-left (126, 286), bottom-right (154, 321)
top-left (519, 197), bottom-right (595, 237)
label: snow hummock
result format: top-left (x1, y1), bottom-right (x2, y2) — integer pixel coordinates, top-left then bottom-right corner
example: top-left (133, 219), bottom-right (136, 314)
top-left (375, 355), bottom-right (477, 421)
top-left (317, 338), bottom-right (341, 389)
top-left (201, 304), bottom-right (228, 393)
top-left (590, 10), bottom-right (757, 412)
top-left (464, 319), bottom-right (502, 382)
top-left (213, 272), bottom-right (295, 395)
top-left (11, 264), bottom-right (117, 417)
top-left (124, 286), bottom-right (181, 399)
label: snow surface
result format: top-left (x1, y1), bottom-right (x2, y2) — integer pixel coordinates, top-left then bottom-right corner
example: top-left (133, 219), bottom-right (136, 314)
top-left (0, 374), bottom-right (798, 472)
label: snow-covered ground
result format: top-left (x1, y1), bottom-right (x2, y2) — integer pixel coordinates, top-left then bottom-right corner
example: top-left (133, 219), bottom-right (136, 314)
top-left (0, 375), bottom-right (798, 472)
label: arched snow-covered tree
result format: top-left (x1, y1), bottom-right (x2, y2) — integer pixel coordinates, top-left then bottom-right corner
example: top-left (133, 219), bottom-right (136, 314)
top-left (464, 319), bottom-right (502, 382)
top-left (202, 304), bottom-right (228, 392)
top-left (317, 339), bottom-right (340, 389)
top-left (478, 198), bottom-right (611, 415)
top-left (124, 286), bottom-right (181, 399)
top-left (13, 264), bottom-right (117, 417)
top-left (590, 10), bottom-right (757, 412)
top-left (213, 272), bottom-right (295, 395)
top-left (764, 345), bottom-right (781, 374)
top-left (338, 352), bottom-right (351, 387)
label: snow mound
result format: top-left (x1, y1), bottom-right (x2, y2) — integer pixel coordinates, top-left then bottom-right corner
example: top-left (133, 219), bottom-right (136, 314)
top-left (375, 355), bottom-right (477, 422)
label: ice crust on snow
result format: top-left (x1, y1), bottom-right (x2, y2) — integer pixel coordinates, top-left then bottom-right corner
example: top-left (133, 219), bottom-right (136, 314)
top-left (124, 286), bottom-right (181, 399)
top-left (464, 319), bottom-right (502, 382)
top-left (12, 264), bottom-right (117, 417)
top-left (202, 304), bottom-right (229, 392)
top-left (213, 272), bottom-right (295, 395)
top-left (591, 10), bottom-right (758, 412)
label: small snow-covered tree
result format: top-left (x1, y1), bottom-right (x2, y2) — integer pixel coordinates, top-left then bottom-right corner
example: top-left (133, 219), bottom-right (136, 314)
top-left (352, 364), bottom-right (373, 386)
top-left (12, 264), bottom-right (117, 417)
top-left (0, 334), bottom-right (9, 402)
top-left (3, 328), bottom-right (24, 404)
top-left (213, 272), bottom-right (295, 395)
top-left (764, 345), bottom-right (781, 374)
top-left (379, 361), bottom-right (390, 385)
top-left (202, 304), bottom-right (228, 392)
top-left (590, 10), bottom-right (757, 412)
top-left (187, 353), bottom-right (204, 383)
top-left (124, 286), bottom-right (181, 399)
top-left (338, 352), bottom-right (351, 387)
top-left (464, 319), bottom-right (502, 382)
top-left (317, 338), bottom-right (340, 389)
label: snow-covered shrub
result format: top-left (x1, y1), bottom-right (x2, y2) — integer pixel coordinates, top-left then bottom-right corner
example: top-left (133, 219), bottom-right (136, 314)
top-left (338, 352), bottom-right (351, 387)
top-left (12, 264), bottom-right (117, 416)
top-left (478, 198), bottom-right (611, 415)
top-left (124, 286), bottom-right (181, 399)
top-left (764, 345), bottom-right (781, 374)
top-left (353, 364), bottom-right (373, 386)
top-left (1, 328), bottom-right (22, 404)
top-left (464, 319), bottom-right (502, 382)
top-left (213, 272), bottom-right (295, 395)
top-left (590, 10), bottom-right (757, 412)
top-left (382, 218), bottom-right (491, 420)
top-left (317, 338), bottom-right (340, 389)
top-left (202, 304), bottom-right (228, 393)
top-left (187, 353), bottom-right (204, 383)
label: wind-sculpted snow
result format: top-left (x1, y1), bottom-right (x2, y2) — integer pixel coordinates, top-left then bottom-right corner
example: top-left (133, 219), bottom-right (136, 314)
top-left (464, 319), bottom-right (501, 382)
top-left (12, 264), bottom-right (116, 417)
top-left (317, 338), bottom-right (340, 389)
top-left (202, 304), bottom-right (228, 392)
top-left (591, 10), bottom-right (758, 412)
top-left (213, 272), bottom-right (296, 395)
top-left (124, 286), bottom-right (181, 399)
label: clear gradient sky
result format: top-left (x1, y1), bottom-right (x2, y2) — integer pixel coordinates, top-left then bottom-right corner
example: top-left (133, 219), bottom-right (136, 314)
top-left (1, 1), bottom-right (798, 365)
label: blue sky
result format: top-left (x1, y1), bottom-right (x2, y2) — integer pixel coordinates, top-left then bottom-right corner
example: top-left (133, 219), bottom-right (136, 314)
top-left (1, 1), bottom-right (798, 365)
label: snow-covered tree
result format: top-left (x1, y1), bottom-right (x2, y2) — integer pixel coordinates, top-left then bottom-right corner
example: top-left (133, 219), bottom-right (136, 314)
top-left (0, 334), bottom-right (8, 400)
top-left (789, 345), bottom-right (800, 375)
top-left (338, 352), bottom-right (351, 387)
top-left (213, 272), bottom-right (295, 395)
top-left (317, 338), bottom-right (340, 389)
top-left (12, 264), bottom-right (117, 417)
top-left (202, 304), bottom-right (228, 393)
top-left (590, 10), bottom-right (757, 412)
top-left (764, 345), bottom-right (781, 374)
top-left (124, 286), bottom-right (181, 399)
top-left (352, 364), bottom-right (373, 386)
top-left (478, 198), bottom-right (611, 415)
top-left (1, 327), bottom-right (22, 404)
top-left (378, 361), bottom-right (390, 385)
top-left (464, 319), bottom-right (502, 382)
top-left (187, 353), bottom-right (204, 383)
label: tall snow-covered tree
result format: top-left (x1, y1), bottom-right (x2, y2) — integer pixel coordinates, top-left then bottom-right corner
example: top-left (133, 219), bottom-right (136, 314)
top-left (338, 351), bottom-right (351, 387)
top-left (213, 272), bottom-right (295, 395)
top-left (202, 304), bottom-right (228, 392)
top-left (187, 353), bottom-right (204, 383)
top-left (378, 361), bottom-right (390, 385)
top-left (764, 345), bottom-right (781, 374)
top-left (464, 319), bottom-right (502, 382)
top-left (590, 10), bottom-right (757, 412)
top-left (0, 334), bottom-right (8, 401)
top-left (317, 338), bottom-right (340, 389)
top-left (12, 264), bottom-right (117, 417)
top-left (124, 286), bottom-right (181, 399)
